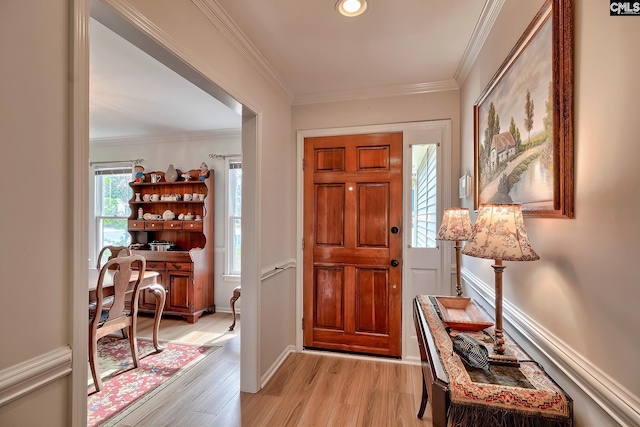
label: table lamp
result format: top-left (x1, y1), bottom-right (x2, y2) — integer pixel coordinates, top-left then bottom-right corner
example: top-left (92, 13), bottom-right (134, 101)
top-left (461, 204), bottom-right (539, 364)
top-left (436, 208), bottom-right (473, 297)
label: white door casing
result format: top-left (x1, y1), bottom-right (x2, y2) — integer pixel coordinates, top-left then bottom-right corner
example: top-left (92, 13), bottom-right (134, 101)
top-left (402, 122), bottom-right (452, 362)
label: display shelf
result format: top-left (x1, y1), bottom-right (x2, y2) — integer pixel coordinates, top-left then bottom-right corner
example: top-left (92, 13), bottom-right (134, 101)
top-left (127, 168), bottom-right (214, 323)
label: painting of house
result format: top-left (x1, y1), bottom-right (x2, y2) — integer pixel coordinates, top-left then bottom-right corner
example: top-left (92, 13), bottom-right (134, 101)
top-left (489, 131), bottom-right (517, 171)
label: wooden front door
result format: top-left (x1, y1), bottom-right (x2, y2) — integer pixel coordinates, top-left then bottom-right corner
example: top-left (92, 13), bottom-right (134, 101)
top-left (303, 133), bottom-right (403, 357)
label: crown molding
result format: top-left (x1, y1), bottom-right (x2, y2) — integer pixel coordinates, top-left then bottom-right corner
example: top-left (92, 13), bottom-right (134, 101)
top-left (191, 0), bottom-right (505, 106)
top-left (293, 80), bottom-right (459, 106)
top-left (192, 0), bottom-right (295, 104)
top-left (102, 0), bottom-right (502, 109)
top-left (90, 128), bottom-right (241, 147)
top-left (454, 0), bottom-right (505, 86)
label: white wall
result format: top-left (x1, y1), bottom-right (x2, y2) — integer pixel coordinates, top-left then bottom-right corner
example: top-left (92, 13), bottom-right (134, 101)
top-left (293, 91), bottom-right (461, 206)
top-left (90, 130), bottom-right (242, 311)
top-left (460, 1), bottom-right (640, 426)
top-left (0, 0), bottom-right (73, 425)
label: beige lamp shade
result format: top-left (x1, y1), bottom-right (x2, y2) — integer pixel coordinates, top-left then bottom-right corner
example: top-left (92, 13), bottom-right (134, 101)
top-left (436, 208), bottom-right (473, 241)
top-left (461, 204), bottom-right (539, 261)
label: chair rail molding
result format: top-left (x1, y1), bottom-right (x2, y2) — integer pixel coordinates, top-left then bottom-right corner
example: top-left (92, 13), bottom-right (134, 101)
top-left (461, 268), bottom-right (640, 427)
top-left (261, 258), bottom-right (296, 281)
top-left (0, 347), bottom-right (72, 407)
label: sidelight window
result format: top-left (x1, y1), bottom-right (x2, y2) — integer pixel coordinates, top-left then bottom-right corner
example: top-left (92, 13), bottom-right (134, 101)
top-left (411, 144), bottom-right (438, 248)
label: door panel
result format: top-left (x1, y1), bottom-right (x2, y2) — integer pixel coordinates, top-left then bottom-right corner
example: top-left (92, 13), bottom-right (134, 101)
top-left (314, 266), bottom-right (344, 329)
top-left (316, 148), bottom-right (345, 171)
top-left (357, 183), bottom-right (389, 247)
top-left (355, 268), bottom-right (389, 334)
top-left (357, 146), bottom-right (389, 170)
top-left (315, 184), bottom-right (345, 246)
top-left (304, 132), bottom-right (402, 357)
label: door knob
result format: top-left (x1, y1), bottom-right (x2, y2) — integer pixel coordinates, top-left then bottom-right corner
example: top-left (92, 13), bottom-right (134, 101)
top-left (391, 226), bottom-right (399, 234)
top-left (390, 259), bottom-right (399, 267)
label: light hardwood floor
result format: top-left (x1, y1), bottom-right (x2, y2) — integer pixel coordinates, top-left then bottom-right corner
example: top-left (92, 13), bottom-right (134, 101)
top-left (110, 312), bottom-right (434, 427)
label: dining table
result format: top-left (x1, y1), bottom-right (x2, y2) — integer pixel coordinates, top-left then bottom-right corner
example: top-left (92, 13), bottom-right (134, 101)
top-left (88, 268), bottom-right (166, 351)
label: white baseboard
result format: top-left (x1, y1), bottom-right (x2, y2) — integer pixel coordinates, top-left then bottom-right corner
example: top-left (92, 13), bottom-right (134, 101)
top-left (261, 345), bottom-right (295, 389)
top-left (461, 268), bottom-right (640, 427)
top-left (0, 346), bottom-right (72, 407)
top-left (301, 347), bottom-right (420, 367)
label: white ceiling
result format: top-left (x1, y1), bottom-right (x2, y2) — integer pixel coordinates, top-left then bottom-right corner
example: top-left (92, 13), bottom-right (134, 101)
top-left (90, 0), bottom-right (498, 140)
top-left (213, 0), bottom-right (488, 101)
top-left (89, 18), bottom-right (242, 140)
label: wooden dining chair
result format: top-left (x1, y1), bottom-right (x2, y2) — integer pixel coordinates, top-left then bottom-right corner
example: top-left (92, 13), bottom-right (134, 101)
top-left (89, 251), bottom-right (146, 392)
top-left (96, 245), bottom-right (133, 339)
top-left (96, 245), bottom-right (131, 269)
top-left (229, 286), bottom-right (241, 331)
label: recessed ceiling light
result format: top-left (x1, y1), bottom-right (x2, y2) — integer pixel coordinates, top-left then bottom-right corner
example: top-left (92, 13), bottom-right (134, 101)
top-left (336, 0), bottom-right (368, 17)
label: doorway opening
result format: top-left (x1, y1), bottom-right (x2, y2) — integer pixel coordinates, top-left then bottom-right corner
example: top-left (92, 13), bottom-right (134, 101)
top-left (77, 1), bottom-right (261, 422)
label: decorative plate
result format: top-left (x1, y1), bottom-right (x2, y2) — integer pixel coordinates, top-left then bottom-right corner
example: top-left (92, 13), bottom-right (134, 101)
top-left (143, 213), bottom-right (153, 220)
top-left (162, 210), bottom-right (175, 220)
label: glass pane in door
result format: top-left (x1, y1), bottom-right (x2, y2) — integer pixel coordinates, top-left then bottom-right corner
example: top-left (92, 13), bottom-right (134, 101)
top-left (411, 144), bottom-right (437, 248)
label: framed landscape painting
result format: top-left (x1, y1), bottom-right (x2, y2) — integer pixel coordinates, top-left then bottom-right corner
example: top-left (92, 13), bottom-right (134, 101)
top-left (473, 0), bottom-right (574, 218)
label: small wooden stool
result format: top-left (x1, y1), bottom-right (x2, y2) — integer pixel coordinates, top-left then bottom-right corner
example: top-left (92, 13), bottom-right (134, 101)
top-left (229, 286), bottom-right (241, 331)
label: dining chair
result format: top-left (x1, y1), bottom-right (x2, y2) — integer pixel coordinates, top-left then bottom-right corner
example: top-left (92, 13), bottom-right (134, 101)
top-left (229, 286), bottom-right (241, 331)
top-left (96, 245), bottom-right (131, 269)
top-left (89, 251), bottom-right (146, 392)
top-left (96, 246), bottom-right (133, 339)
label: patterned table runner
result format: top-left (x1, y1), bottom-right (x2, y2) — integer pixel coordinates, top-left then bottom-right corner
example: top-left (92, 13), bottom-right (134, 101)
top-left (417, 295), bottom-right (573, 427)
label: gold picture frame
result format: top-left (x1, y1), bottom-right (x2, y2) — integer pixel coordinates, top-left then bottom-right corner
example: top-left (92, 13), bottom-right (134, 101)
top-left (473, 0), bottom-right (574, 218)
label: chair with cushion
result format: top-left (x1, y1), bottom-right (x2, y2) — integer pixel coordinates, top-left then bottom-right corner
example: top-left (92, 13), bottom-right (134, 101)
top-left (89, 251), bottom-right (146, 392)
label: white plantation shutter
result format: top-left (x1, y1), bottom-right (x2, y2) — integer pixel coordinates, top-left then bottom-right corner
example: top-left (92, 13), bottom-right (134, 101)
top-left (413, 145), bottom-right (437, 248)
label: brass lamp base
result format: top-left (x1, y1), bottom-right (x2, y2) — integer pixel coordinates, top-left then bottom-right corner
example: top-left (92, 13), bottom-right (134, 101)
top-left (488, 259), bottom-right (521, 367)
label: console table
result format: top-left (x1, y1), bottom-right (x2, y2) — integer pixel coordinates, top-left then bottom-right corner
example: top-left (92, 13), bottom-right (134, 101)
top-left (413, 295), bottom-right (573, 427)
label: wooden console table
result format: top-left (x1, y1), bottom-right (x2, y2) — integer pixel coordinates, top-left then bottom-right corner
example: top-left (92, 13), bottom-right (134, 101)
top-left (413, 295), bottom-right (573, 427)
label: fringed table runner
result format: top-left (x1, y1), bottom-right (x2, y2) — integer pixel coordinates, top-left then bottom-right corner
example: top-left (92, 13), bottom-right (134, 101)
top-left (417, 295), bottom-right (573, 427)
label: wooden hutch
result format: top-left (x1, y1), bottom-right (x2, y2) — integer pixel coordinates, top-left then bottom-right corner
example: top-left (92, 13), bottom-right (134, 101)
top-left (128, 169), bottom-right (214, 323)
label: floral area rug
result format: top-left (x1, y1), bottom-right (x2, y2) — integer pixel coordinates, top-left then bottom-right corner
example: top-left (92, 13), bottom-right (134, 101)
top-left (87, 335), bottom-right (219, 427)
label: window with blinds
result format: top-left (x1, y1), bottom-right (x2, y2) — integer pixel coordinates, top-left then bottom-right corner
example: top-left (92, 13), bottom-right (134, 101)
top-left (227, 159), bottom-right (242, 276)
top-left (411, 144), bottom-right (438, 248)
top-left (94, 163), bottom-right (133, 262)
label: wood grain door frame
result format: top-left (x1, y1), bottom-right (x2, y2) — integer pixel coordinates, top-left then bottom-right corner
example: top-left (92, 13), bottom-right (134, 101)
top-left (296, 121), bottom-right (453, 359)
